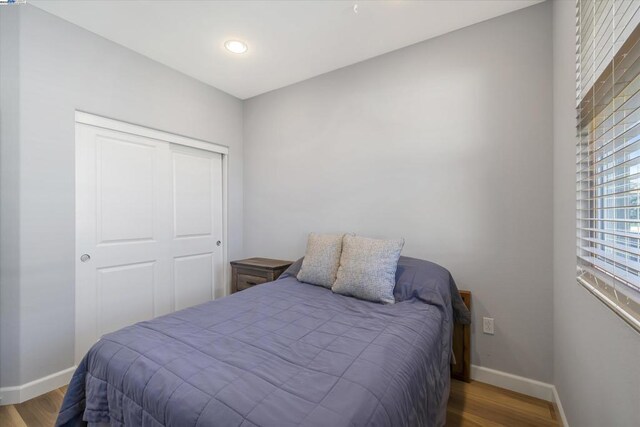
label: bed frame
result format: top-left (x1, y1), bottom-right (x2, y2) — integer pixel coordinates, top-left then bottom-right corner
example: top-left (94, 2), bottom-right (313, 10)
top-left (451, 290), bottom-right (471, 382)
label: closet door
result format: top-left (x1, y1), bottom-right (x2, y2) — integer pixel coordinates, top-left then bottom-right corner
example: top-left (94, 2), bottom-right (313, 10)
top-left (170, 144), bottom-right (223, 311)
top-left (75, 119), bottom-right (224, 363)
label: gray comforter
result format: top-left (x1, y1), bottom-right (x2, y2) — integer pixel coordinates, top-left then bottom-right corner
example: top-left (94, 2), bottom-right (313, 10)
top-left (57, 256), bottom-right (470, 427)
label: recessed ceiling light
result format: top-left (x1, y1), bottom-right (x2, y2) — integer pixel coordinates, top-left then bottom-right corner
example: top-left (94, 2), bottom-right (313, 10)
top-left (224, 40), bottom-right (248, 54)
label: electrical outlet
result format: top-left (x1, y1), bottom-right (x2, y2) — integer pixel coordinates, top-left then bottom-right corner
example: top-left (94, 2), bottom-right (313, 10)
top-left (483, 317), bottom-right (495, 335)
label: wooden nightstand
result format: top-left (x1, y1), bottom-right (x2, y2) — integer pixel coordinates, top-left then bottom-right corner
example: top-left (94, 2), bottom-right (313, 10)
top-left (230, 257), bottom-right (293, 293)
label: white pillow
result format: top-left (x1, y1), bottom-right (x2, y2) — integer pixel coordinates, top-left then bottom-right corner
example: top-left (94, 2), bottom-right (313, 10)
top-left (297, 233), bottom-right (344, 288)
top-left (332, 235), bottom-right (404, 304)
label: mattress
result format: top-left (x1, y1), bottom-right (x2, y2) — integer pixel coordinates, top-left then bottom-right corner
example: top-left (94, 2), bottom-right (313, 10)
top-left (57, 257), bottom-right (468, 427)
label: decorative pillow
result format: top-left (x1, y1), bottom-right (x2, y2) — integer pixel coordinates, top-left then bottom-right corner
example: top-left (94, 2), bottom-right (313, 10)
top-left (297, 233), bottom-right (344, 288)
top-left (332, 235), bottom-right (404, 304)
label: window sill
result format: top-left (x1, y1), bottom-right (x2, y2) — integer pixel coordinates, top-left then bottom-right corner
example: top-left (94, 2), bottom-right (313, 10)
top-left (577, 277), bottom-right (640, 334)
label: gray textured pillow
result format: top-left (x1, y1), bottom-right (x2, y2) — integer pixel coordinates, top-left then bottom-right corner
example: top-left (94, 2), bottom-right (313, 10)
top-left (297, 233), bottom-right (344, 288)
top-left (332, 235), bottom-right (405, 304)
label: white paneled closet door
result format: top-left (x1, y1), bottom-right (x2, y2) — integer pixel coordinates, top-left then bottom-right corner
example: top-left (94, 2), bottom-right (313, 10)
top-left (170, 144), bottom-right (223, 311)
top-left (75, 116), bottom-right (224, 363)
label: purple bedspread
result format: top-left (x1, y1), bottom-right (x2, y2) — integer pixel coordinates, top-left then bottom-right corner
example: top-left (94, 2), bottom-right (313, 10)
top-left (57, 257), bottom-right (468, 427)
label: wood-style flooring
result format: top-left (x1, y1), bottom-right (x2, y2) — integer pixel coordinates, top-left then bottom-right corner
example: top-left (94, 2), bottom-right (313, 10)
top-left (0, 386), bottom-right (66, 427)
top-left (0, 380), bottom-right (558, 426)
top-left (446, 380), bottom-right (559, 427)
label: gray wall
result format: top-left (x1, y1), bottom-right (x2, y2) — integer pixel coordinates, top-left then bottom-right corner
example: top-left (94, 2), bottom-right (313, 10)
top-left (0, 6), bottom-right (22, 388)
top-left (244, 2), bottom-right (554, 382)
top-left (552, 1), bottom-right (640, 425)
top-left (0, 5), bottom-right (243, 386)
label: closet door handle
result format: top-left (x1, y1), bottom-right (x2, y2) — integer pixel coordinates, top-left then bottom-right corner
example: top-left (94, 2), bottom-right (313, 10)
top-left (80, 254), bottom-right (91, 262)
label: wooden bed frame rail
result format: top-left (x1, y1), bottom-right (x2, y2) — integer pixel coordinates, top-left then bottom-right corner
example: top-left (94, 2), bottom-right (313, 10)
top-left (451, 290), bottom-right (471, 382)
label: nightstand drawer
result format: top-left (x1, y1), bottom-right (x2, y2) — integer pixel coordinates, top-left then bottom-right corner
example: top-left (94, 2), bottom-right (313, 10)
top-left (237, 273), bottom-right (268, 291)
top-left (231, 258), bottom-right (293, 293)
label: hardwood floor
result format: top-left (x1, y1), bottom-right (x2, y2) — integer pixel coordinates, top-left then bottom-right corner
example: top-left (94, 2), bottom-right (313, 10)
top-left (0, 380), bottom-right (558, 426)
top-left (0, 386), bottom-right (66, 427)
top-left (446, 380), bottom-right (559, 427)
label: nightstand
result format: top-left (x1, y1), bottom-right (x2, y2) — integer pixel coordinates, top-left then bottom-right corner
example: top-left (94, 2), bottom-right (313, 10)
top-left (230, 257), bottom-right (293, 293)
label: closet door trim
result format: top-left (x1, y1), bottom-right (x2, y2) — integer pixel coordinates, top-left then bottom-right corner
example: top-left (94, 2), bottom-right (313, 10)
top-left (75, 110), bottom-right (229, 155)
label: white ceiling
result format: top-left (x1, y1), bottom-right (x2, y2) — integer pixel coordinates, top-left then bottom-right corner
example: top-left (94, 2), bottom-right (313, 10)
top-left (31, 0), bottom-right (543, 99)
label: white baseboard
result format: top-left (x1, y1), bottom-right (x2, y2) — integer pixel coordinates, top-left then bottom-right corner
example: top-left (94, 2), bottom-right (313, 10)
top-left (470, 365), bottom-right (569, 427)
top-left (552, 384), bottom-right (570, 427)
top-left (471, 364), bottom-right (554, 401)
top-left (0, 366), bottom-right (75, 405)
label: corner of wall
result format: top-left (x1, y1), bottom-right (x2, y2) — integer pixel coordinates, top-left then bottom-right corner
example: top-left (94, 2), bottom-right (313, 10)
top-left (0, 4), bottom-right (22, 392)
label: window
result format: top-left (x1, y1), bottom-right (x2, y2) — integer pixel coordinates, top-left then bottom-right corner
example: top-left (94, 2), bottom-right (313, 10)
top-left (577, 0), bottom-right (640, 332)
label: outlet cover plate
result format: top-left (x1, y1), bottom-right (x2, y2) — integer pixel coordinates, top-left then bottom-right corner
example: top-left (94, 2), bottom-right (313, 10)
top-left (483, 317), bottom-right (494, 335)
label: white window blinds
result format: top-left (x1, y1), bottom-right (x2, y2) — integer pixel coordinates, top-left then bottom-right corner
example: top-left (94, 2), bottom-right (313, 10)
top-left (577, 0), bottom-right (640, 332)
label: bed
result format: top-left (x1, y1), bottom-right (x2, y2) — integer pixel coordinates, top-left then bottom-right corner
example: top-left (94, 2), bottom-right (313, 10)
top-left (56, 256), bottom-right (470, 427)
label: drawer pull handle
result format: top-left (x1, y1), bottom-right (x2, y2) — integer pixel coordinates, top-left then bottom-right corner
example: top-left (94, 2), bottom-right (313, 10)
top-left (246, 281), bottom-right (257, 286)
